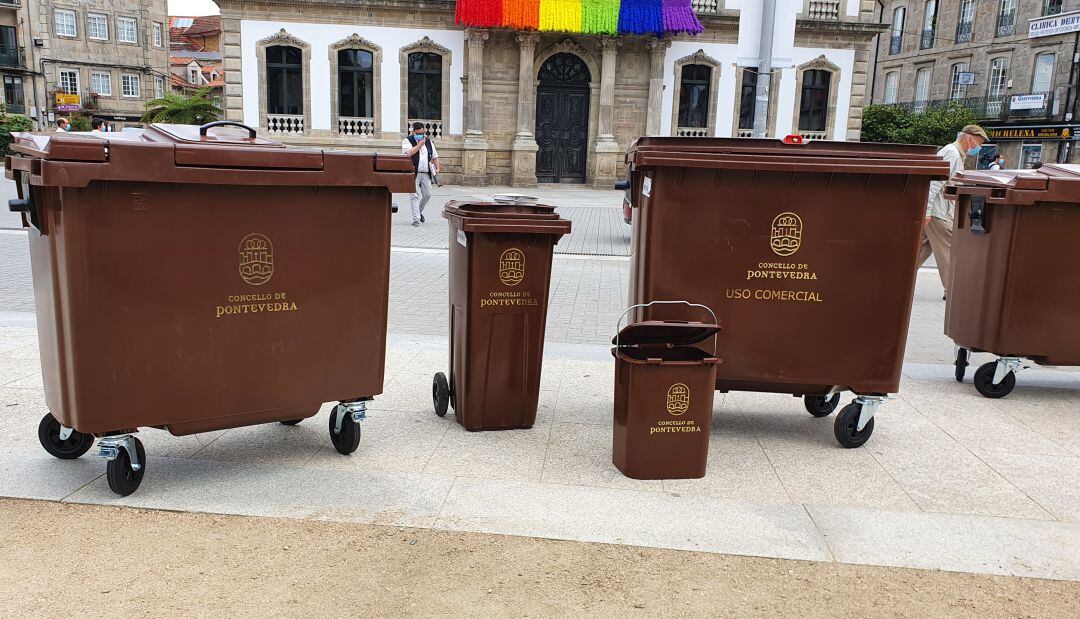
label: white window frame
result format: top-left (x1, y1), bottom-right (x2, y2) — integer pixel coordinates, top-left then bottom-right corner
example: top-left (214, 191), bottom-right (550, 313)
top-left (154, 76), bottom-right (165, 99)
top-left (87, 13), bottom-right (108, 41)
top-left (988, 57), bottom-right (1009, 98)
top-left (923, 0), bottom-right (936, 31)
top-left (959, 0), bottom-right (975, 23)
top-left (884, 72), bottom-right (900, 104)
top-left (58, 69), bottom-right (79, 94)
top-left (892, 7), bottom-right (905, 37)
top-left (915, 67), bottom-right (932, 102)
top-left (121, 73), bottom-right (140, 98)
top-left (117, 16), bottom-right (138, 45)
top-left (152, 22), bottom-right (163, 47)
top-left (950, 63), bottom-right (968, 100)
top-left (55, 9), bottom-right (77, 38)
top-left (1032, 53), bottom-right (1055, 93)
top-left (90, 71), bottom-right (111, 96)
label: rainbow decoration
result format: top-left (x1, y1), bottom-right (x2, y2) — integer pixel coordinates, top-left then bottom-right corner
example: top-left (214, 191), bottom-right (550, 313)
top-left (457, 0), bottom-right (702, 36)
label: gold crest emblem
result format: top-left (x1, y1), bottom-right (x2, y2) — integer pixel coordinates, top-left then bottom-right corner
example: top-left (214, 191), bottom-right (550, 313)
top-left (238, 233), bottom-right (274, 286)
top-left (498, 248), bottom-right (525, 286)
top-left (666, 383), bottom-right (690, 416)
top-left (770, 212), bottom-right (803, 257)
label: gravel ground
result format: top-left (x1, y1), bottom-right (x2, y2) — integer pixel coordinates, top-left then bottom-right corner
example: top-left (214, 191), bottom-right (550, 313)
top-left (2, 498), bottom-right (1078, 618)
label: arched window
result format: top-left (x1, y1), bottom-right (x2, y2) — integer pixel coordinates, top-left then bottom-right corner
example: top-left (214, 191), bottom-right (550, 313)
top-left (338, 48), bottom-right (374, 119)
top-left (890, 7), bottom-right (905, 54)
top-left (677, 64), bottom-right (711, 129)
top-left (738, 67), bottom-right (757, 130)
top-left (949, 63), bottom-right (968, 100)
top-left (408, 52), bottom-right (442, 121)
top-left (266, 45), bottom-right (302, 115)
top-left (921, 0), bottom-right (937, 49)
top-left (883, 71), bottom-right (900, 104)
top-left (798, 69), bottom-right (830, 133)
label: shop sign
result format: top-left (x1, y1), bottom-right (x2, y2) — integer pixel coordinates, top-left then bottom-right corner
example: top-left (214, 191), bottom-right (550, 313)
top-left (54, 93), bottom-right (80, 112)
top-left (1010, 94), bottom-right (1046, 110)
top-left (1030, 11), bottom-right (1080, 38)
top-left (985, 125), bottom-right (1077, 141)
top-left (957, 72), bottom-right (976, 85)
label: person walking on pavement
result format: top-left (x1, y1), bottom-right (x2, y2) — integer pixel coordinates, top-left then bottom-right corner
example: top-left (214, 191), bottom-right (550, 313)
top-left (918, 124), bottom-right (988, 299)
top-left (988, 153), bottom-right (1005, 170)
top-left (402, 122), bottom-right (440, 227)
top-left (55, 117), bottom-right (70, 132)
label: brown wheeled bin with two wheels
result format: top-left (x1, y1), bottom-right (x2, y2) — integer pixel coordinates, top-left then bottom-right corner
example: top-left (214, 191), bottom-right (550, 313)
top-left (619, 136), bottom-right (949, 447)
top-left (6, 122), bottom-right (415, 495)
top-left (431, 199), bottom-right (571, 430)
top-left (945, 164), bottom-right (1080, 398)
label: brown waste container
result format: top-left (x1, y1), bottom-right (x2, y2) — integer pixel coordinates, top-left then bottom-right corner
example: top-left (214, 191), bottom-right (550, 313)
top-left (431, 199), bottom-right (571, 430)
top-left (612, 302), bottom-right (720, 480)
top-left (621, 136), bottom-right (949, 448)
top-left (6, 121), bottom-right (415, 495)
top-left (944, 164), bottom-right (1080, 398)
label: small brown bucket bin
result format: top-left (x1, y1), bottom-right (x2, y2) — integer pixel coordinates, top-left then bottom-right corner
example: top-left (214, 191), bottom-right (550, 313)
top-left (612, 301), bottom-right (721, 480)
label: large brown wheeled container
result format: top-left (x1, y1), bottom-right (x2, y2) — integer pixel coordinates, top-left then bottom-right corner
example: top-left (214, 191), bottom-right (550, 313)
top-left (944, 164), bottom-right (1080, 398)
top-left (7, 122), bottom-right (415, 495)
top-left (620, 136), bottom-right (949, 448)
top-left (612, 302), bottom-right (720, 480)
top-left (431, 199), bottom-right (571, 430)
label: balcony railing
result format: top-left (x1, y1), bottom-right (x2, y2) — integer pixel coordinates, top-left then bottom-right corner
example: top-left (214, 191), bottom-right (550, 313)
top-left (675, 127), bottom-right (709, 138)
top-left (266, 114), bottom-right (305, 135)
top-left (955, 20), bottom-right (973, 43)
top-left (889, 35), bottom-right (902, 55)
top-left (808, 1), bottom-right (840, 20)
top-left (736, 129), bottom-right (755, 138)
top-left (409, 119), bottom-right (444, 138)
top-left (920, 28), bottom-right (935, 49)
top-left (691, 0), bottom-right (718, 15)
top-left (997, 11), bottom-right (1015, 37)
top-left (0, 45), bottom-right (24, 68)
top-left (0, 0), bottom-right (21, 8)
top-left (887, 92), bottom-right (1060, 122)
top-left (338, 116), bottom-right (375, 137)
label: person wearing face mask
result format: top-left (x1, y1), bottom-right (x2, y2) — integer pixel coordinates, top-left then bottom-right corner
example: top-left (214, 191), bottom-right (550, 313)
top-left (918, 124), bottom-right (988, 300)
top-left (988, 153), bottom-right (1005, 170)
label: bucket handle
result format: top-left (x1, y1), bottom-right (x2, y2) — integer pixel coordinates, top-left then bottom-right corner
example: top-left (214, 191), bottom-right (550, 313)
top-left (615, 301), bottom-right (719, 357)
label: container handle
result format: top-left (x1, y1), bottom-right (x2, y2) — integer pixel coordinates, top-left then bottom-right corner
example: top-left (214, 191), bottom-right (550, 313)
top-left (199, 121), bottom-right (257, 139)
top-left (615, 301), bottom-right (719, 357)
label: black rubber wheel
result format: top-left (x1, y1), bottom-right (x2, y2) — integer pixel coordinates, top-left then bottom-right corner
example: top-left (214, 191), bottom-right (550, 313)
top-left (804, 394), bottom-right (841, 418)
top-left (37, 413), bottom-right (93, 459)
top-left (328, 405), bottom-right (362, 455)
top-left (106, 437), bottom-right (146, 497)
top-left (834, 403), bottom-right (874, 449)
top-left (974, 361), bottom-right (1016, 399)
top-left (954, 348), bottom-right (970, 383)
top-left (433, 372), bottom-right (450, 417)
top-left (280, 419), bottom-right (303, 426)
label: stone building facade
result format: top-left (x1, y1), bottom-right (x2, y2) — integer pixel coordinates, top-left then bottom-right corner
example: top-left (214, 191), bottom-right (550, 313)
top-left (0, 0), bottom-right (169, 129)
top-left (220, 0), bottom-right (885, 186)
top-left (871, 0), bottom-right (1080, 167)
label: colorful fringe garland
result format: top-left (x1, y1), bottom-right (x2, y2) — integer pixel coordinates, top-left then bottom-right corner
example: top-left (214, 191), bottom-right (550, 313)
top-left (455, 0), bottom-right (503, 28)
top-left (661, 0), bottom-right (703, 35)
top-left (504, 0), bottom-right (541, 29)
top-left (456, 0), bottom-right (700, 35)
top-left (582, 0), bottom-right (620, 34)
top-left (539, 0), bottom-right (583, 32)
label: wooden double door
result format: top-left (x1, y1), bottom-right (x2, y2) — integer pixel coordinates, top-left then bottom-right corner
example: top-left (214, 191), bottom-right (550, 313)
top-left (535, 53), bottom-right (590, 184)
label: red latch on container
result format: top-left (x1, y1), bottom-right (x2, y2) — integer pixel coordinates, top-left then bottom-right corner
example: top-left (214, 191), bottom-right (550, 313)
top-left (782, 134), bottom-right (806, 145)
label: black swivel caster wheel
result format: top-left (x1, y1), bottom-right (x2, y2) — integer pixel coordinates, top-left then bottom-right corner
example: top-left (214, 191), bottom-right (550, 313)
top-left (974, 362), bottom-right (1016, 399)
top-left (954, 348), bottom-right (970, 383)
top-left (329, 405), bottom-right (362, 455)
top-left (804, 394), bottom-right (841, 418)
top-left (834, 403), bottom-right (874, 449)
top-left (280, 419), bottom-right (303, 426)
top-left (106, 437), bottom-right (146, 497)
top-left (433, 372), bottom-right (450, 417)
top-left (37, 413), bottom-right (94, 459)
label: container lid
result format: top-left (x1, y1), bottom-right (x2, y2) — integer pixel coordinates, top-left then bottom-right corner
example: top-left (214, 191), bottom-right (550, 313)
top-left (445, 200), bottom-right (558, 218)
top-left (948, 164), bottom-right (1080, 205)
top-left (613, 320), bottom-right (720, 348)
top-left (7, 122), bottom-right (415, 192)
top-left (627, 137), bottom-right (949, 178)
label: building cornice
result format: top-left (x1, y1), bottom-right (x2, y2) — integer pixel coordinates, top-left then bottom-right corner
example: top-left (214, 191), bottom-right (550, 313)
top-left (795, 19), bottom-right (888, 39)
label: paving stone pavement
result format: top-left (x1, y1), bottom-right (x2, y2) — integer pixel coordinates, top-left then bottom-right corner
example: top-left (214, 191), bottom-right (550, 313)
top-left (3, 182), bottom-right (1080, 581)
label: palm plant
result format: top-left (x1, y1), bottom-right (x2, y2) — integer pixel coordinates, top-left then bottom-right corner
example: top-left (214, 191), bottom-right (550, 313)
top-left (141, 87), bottom-right (222, 124)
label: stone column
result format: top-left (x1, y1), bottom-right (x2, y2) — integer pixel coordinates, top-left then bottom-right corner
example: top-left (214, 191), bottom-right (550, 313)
top-left (511, 32), bottom-right (540, 188)
top-left (645, 38), bottom-right (670, 137)
top-left (462, 28), bottom-right (490, 186)
top-left (592, 36), bottom-right (621, 188)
